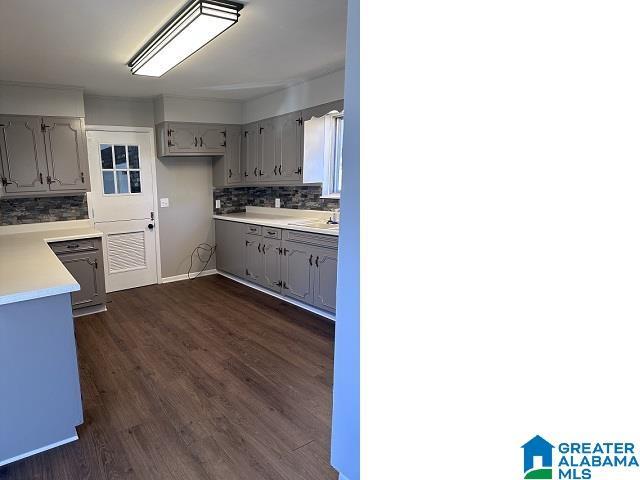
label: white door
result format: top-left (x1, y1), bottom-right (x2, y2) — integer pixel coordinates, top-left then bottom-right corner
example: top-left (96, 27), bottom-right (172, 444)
top-left (86, 129), bottom-right (159, 292)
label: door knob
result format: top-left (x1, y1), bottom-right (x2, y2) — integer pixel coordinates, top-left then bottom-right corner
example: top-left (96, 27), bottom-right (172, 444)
top-left (148, 223), bottom-right (154, 230)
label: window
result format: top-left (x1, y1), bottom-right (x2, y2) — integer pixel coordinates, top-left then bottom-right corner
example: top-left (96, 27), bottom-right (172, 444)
top-left (100, 144), bottom-right (141, 195)
top-left (327, 114), bottom-right (344, 197)
top-left (302, 110), bottom-right (344, 197)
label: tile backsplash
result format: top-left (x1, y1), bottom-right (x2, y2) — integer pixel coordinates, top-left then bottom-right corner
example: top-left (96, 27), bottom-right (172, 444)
top-left (213, 185), bottom-right (340, 214)
top-left (0, 195), bottom-right (89, 226)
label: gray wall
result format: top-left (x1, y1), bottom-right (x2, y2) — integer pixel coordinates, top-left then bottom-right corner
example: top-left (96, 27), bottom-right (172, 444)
top-left (156, 157), bottom-right (215, 277)
top-left (83, 94), bottom-right (215, 279)
top-left (84, 95), bottom-right (154, 127)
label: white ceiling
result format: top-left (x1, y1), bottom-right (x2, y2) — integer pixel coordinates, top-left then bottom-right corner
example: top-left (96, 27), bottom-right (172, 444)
top-left (0, 0), bottom-right (347, 100)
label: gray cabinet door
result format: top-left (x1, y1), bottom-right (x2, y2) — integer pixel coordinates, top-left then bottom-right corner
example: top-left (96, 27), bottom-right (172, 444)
top-left (281, 240), bottom-right (314, 303)
top-left (277, 111), bottom-right (303, 181)
top-left (262, 237), bottom-right (282, 292)
top-left (245, 234), bottom-right (264, 282)
top-left (258, 118), bottom-right (278, 181)
top-left (60, 251), bottom-right (106, 309)
top-left (199, 125), bottom-right (226, 155)
top-left (215, 219), bottom-right (246, 277)
top-left (168, 123), bottom-right (199, 154)
top-left (0, 116), bottom-right (48, 194)
top-left (224, 125), bottom-right (242, 185)
top-left (242, 123), bottom-right (259, 181)
top-left (42, 117), bottom-right (89, 191)
top-left (312, 246), bottom-right (338, 313)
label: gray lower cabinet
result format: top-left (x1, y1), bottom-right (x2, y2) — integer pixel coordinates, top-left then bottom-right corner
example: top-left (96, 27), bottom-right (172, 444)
top-left (49, 238), bottom-right (106, 312)
top-left (262, 237), bottom-right (282, 292)
top-left (244, 234), bottom-right (264, 283)
top-left (281, 241), bottom-right (315, 304)
top-left (311, 246), bottom-right (338, 313)
top-left (215, 219), bottom-right (246, 277)
top-left (60, 251), bottom-right (106, 309)
top-left (0, 115), bottom-right (89, 197)
top-left (215, 222), bottom-right (338, 313)
top-left (215, 219), bottom-right (338, 312)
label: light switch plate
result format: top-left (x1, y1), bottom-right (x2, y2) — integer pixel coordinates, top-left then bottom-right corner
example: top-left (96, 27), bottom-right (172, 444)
top-left (275, 198), bottom-right (281, 208)
top-left (160, 198), bottom-right (169, 208)
top-left (215, 199), bottom-right (221, 209)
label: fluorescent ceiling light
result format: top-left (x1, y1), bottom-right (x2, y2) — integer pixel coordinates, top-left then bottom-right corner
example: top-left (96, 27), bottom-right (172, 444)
top-left (129, 0), bottom-right (243, 77)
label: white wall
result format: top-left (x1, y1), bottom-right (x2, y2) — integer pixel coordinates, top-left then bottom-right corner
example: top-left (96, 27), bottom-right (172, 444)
top-left (242, 69), bottom-right (345, 124)
top-left (0, 83), bottom-right (84, 117)
top-left (155, 95), bottom-right (243, 124)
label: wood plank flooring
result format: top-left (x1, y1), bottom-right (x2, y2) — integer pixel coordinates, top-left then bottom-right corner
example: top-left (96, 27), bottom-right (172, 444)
top-left (0, 275), bottom-right (337, 480)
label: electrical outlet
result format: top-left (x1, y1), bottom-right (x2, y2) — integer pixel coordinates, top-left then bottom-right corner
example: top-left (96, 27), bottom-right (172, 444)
top-left (275, 198), bottom-right (281, 208)
top-left (160, 198), bottom-right (169, 208)
top-left (215, 199), bottom-right (221, 209)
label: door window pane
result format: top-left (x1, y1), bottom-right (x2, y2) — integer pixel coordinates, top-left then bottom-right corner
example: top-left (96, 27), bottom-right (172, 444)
top-left (130, 171), bottom-right (141, 193)
top-left (128, 146), bottom-right (140, 169)
top-left (102, 171), bottom-right (115, 194)
top-left (100, 144), bottom-right (113, 169)
top-left (114, 145), bottom-right (127, 169)
top-left (116, 171), bottom-right (129, 193)
top-left (99, 143), bottom-right (141, 195)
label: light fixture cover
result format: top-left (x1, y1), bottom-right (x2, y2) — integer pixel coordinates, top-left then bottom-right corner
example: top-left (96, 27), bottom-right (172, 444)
top-left (129, 0), bottom-right (243, 77)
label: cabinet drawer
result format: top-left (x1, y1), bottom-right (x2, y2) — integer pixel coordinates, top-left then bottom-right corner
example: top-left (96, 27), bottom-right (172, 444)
top-left (49, 238), bottom-right (99, 255)
top-left (245, 224), bottom-right (262, 235)
top-left (284, 230), bottom-right (338, 249)
top-left (262, 227), bottom-right (281, 239)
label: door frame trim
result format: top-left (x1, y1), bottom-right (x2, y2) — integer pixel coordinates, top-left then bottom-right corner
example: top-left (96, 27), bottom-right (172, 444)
top-left (84, 125), bottom-right (162, 285)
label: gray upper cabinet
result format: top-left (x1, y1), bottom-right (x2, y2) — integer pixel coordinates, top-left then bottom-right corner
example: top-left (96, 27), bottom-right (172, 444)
top-left (276, 111), bottom-right (303, 182)
top-left (158, 122), bottom-right (227, 157)
top-left (262, 237), bottom-right (282, 292)
top-left (42, 117), bottom-right (89, 192)
top-left (312, 246), bottom-right (338, 313)
top-left (215, 219), bottom-right (246, 277)
top-left (242, 123), bottom-right (259, 181)
top-left (224, 125), bottom-right (242, 185)
top-left (258, 117), bottom-right (277, 182)
top-left (168, 123), bottom-right (200, 154)
top-left (199, 125), bottom-right (226, 155)
top-left (281, 240), bottom-right (314, 303)
top-left (0, 115), bottom-right (89, 197)
top-left (245, 233), bottom-right (263, 283)
top-left (0, 116), bottom-right (48, 194)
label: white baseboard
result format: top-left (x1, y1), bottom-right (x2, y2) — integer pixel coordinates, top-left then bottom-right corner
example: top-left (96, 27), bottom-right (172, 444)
top-left (0, 432), bottom-right (78, 467)
top-left (162, 268), bottom-right (218, 284)
top-left (216, 271), bottom-right (336, 321)
top-left (73, 304), bottom-right (107, 318)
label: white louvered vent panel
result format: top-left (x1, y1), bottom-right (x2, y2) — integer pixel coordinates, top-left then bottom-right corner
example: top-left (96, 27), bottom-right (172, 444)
top-left (107, 231), bottom-right (146, 273)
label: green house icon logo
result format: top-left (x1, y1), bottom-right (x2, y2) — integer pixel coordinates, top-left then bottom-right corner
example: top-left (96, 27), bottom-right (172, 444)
top-left (522, 435), bottom-right (554, 479)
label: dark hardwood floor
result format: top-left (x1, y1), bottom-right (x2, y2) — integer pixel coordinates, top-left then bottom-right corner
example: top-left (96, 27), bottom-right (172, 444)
top-left (0, 275), bottom-right (337, 480)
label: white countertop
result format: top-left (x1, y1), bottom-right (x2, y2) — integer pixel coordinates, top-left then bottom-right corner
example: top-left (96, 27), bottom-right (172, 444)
top-left (213, 207), bottom-right (339, 236)
top-left (0, 222), bottom-right (103, 306)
